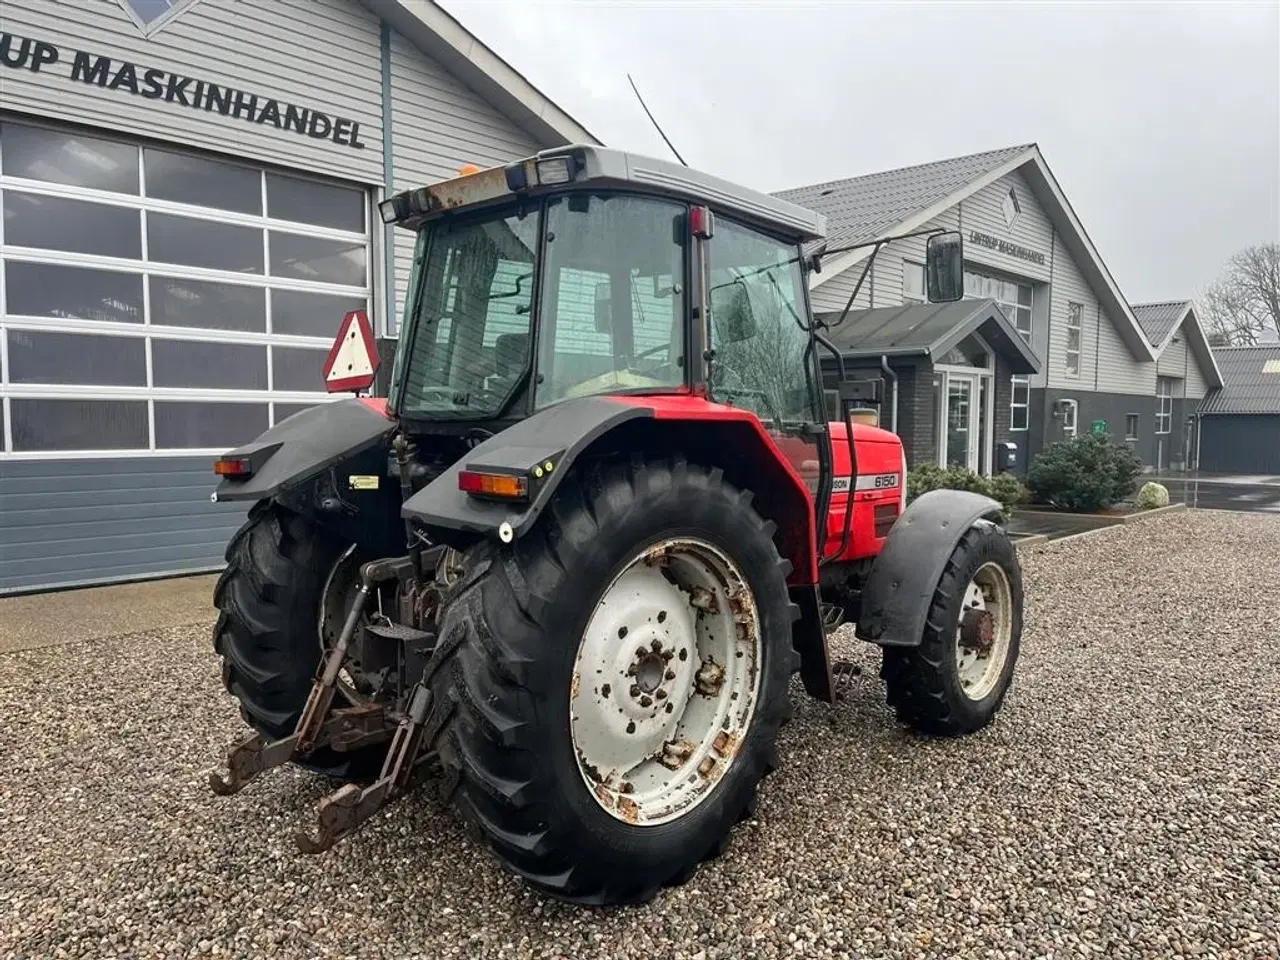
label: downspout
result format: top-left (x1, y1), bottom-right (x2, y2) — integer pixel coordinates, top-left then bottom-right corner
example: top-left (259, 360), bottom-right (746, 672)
top-left (380, 20), bottom-right (398, 334)
top-left (880, 354), bottom-right (898, 434)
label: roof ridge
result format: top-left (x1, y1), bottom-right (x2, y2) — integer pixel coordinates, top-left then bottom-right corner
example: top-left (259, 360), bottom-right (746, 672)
top-left (774, 142), bottom-right (1037, 197)
top-left (1132, 299), bottom-right (1192, 308)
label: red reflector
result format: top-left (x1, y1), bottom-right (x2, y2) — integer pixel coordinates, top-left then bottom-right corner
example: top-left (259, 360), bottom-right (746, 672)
top-left (690, 204), bottom-right (715, 239)
top-left (459, 470), bottom-right (528, 500)
top-left (214, 457), bottom-right (252, 478)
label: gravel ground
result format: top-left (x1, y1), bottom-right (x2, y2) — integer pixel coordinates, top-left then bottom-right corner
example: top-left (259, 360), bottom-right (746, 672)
top-left (1, 509), bottom-right (1277, 960)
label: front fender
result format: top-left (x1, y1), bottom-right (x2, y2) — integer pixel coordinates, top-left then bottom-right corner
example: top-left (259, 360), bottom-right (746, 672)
top-left (212, 398), bottom-right (396, 502)
top-left (854, 489), bottom-right (1005, 647)
top-left (400, 397), bottom-right (652, 548)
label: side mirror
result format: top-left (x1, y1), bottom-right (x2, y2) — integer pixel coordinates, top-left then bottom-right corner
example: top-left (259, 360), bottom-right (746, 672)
top-left (711, 280), bottom-right (757, 343)
top-left (925, 231), bottom-right (965, 303)
top-left (593, 281), bottom-right (611, 334)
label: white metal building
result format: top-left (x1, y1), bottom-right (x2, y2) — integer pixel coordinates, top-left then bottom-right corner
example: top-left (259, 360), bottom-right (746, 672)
top-left (0, 0), bottom-right (595, 593)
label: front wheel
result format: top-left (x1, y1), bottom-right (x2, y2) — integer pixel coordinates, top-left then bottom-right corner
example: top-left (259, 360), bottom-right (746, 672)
top-left (880, 522), bottom-right (1023, 736)
top-left (424, 457), bottom-right (799, 905)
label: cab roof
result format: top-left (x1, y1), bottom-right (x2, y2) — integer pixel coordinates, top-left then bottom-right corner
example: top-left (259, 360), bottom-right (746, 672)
top-left (382, 144), bottom-right (828, 245)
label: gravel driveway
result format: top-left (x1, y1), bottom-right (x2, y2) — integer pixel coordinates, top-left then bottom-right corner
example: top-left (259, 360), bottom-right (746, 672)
top-left (2, 510), bottom-right (1277, 960)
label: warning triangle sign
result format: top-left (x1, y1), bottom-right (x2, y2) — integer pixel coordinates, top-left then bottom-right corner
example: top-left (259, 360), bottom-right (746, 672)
top-left (322, 310), bottom-right (380, 393)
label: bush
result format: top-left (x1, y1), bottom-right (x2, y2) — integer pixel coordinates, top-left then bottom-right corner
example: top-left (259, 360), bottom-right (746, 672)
top-left (1136, 481), bottom-right (1170, 510)
top-left (1025, 433), bottom-right (1143, 512)
top-left (906, 463), bottom-right (1022, 522)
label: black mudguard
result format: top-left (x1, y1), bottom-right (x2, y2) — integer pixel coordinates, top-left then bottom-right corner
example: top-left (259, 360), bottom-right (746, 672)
top-left (854, 489), bottom-right (1005, 648)
top-left (401, 396), bottom-right (652, 547)
top-left (212, 399), bottom-right (397, 502)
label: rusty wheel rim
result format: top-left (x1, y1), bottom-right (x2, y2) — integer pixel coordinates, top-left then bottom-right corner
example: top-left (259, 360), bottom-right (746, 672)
top-left (954, 560), bottom-right (1013, 701)
top-left (569, 537), bottom-right (762, 827)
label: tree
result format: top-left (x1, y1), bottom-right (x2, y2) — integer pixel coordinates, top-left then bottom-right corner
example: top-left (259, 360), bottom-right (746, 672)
top-left (1201, 243), bottom-right (1280, 345)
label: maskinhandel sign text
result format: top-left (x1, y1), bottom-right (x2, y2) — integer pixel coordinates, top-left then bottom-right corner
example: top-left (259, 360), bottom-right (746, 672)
top-left (0, 33), bottom-right (368, 150)
top-left (967, 230), bottom-right (1046, 266)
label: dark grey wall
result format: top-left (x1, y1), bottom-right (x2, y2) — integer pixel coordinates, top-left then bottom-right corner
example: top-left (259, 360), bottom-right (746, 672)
top-left (1033, 388), bottom-right (1196, 471)
top-left (1200, 416), bottom-right (1280, 474)
top-left (0, 457), bottom-right (245, 595)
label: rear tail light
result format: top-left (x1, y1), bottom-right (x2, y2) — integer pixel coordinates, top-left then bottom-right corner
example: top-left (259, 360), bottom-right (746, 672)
top-left (213, 457), bottom-right (252, 478)
top-left (459, 469), bottom-right (529, 501)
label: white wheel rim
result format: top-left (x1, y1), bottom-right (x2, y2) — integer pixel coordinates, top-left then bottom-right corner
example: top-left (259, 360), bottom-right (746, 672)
top-left (570, 537), bottom-right (763, 827)
top-left (954, 561), bottom-right (1013, 701)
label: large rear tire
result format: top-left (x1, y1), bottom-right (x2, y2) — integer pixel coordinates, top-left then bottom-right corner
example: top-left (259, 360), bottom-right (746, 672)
top-left (424, 457), bottom-right (799, 905)
top-left (880, 521), bottom-right (1023, 736)
top-left (212, 500), bottom-right (387, 779)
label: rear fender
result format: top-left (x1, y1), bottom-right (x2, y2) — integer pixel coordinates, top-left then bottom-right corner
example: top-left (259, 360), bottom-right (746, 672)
top-left (854, 489), bottom-right (1005, 647)
top-left (211, 398), bottom-right (396, 502)
top-left (400, 396), bottom-right (653, 549)
top-left (402, 395), bottom-right (818, 584)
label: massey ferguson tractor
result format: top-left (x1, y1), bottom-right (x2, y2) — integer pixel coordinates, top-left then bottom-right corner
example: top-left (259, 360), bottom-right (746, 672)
top-left (207, 144), bottom-right (1024, 906)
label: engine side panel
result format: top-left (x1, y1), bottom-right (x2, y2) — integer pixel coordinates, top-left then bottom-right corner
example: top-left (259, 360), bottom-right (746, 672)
top-left (821, 421), bottom-right (906, 564)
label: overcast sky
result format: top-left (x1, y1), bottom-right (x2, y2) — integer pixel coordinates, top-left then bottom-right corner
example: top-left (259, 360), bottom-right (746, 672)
top-left (443, 0), bottom-right (1279, 305)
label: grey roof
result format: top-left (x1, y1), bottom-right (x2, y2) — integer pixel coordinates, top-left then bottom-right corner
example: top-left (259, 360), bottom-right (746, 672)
top-left (773, 144), bottom-right (1034, 248)
top-left (816, 298), bottom-right (1042, 375)
top-left (1132, 300), bottom-right (1190, 349)
top-left (1199, 344), bottom-right (1280, 415)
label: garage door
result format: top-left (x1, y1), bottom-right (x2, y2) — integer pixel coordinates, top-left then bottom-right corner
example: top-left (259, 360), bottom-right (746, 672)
top-left (1199, 415), bottom-right (1280, 475)
top-left (0, 118), bottom-right (372, 594)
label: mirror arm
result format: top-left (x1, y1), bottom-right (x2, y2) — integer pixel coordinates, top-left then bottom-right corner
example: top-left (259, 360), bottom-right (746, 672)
top-left (824, 227), bottom-right (951, 330)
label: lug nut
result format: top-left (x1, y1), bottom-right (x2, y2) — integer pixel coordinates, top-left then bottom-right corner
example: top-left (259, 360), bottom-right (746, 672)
top-left (655, 689), bottom-right (667, 701)
top-left (630, 684), bottom-right (642, 697)
top-left (639, 695), bottom-right (652, 707)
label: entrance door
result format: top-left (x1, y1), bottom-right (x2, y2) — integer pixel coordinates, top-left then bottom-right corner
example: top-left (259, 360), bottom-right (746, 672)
top-left (943, 373), bottom-right (982, 472)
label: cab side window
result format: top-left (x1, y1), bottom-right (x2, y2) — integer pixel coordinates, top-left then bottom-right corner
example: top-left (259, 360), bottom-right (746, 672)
top-left (705, 219), bottom-right (814, 427)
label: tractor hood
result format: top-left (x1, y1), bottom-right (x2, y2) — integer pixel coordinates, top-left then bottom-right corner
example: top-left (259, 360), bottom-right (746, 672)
top-left (212, 398), bottom-right (396, 502)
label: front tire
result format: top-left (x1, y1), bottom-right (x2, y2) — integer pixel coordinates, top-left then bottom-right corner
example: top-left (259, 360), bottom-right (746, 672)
top-left (212, 500), bottom-right (387, 779)
top-left (425, 457), bottom-right (799, 905)
top-left (880, 522), bottom-right (1023, 736)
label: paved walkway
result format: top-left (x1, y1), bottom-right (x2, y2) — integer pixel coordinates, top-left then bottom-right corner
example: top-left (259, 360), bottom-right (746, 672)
top-left (0, 574), bottom-right (218, 654)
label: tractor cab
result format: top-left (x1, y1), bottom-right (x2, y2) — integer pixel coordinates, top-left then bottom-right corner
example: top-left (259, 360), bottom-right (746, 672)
top-left (382, 147), bottom-right (826, 433)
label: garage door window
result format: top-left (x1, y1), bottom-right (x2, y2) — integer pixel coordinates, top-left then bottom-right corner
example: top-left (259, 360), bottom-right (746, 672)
top-left (0, 120), bottom-right (371, 455)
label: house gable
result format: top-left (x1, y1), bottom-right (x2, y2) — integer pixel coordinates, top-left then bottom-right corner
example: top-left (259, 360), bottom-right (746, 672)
top-left (1135, 301), bottom-right (1224, 399)
top-left (779, 147), bottom-right (1159, 380)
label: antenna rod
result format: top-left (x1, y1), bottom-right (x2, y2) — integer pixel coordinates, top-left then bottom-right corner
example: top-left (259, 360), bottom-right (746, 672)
top-left (627, 73), bottom-right (687, 167)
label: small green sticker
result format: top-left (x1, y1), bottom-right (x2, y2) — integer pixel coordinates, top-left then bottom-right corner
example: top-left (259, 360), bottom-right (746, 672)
top-left (1091, 420), bottom-right (1108, 436)
top-left (348, 475), bottom-right (380, 490)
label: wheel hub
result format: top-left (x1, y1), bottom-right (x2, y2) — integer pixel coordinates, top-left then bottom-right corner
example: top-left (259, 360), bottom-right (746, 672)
top-left (960, 607), bottom-right (995, 655)
top-left (631, 649), bottom-right (669, 696)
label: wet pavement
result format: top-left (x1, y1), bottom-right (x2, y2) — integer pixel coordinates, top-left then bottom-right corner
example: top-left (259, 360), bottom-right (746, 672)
top-left (1163, 475), bottom-right (1280, 514)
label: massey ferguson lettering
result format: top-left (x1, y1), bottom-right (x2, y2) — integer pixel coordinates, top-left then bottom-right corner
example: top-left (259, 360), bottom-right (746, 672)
top-left (1, 32), bottom-right (366, 151)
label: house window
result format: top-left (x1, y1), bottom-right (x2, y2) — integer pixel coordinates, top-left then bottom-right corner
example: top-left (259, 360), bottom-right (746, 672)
top-left (1065, 301), bottom-right (1083, 377)
top-left (964, 270), bottom-right (1032, 341)
top-left (1125, 413), bottom-right (1139, 440)
top-left (1010, 376), bottom-right (1029, 431)
top-left (902, 260), bottom-right (925, 304)
top-left (1061, 399), bottom-right (1078, 438)
top-left (1156, 377), bottom-right (1173, 434)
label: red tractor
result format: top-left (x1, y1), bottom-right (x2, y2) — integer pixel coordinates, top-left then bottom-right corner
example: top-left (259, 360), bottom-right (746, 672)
top-left (207, 145), bottom-right (1023, 906)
